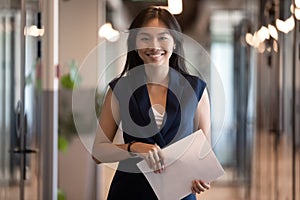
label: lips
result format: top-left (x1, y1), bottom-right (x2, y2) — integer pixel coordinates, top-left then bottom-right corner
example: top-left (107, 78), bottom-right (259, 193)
top-left (145, 50), bottom-right (166, 58)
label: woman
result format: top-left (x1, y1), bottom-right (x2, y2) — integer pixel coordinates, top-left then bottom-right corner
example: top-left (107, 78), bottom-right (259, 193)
top-left (92, 7), bottom-right (211, 200)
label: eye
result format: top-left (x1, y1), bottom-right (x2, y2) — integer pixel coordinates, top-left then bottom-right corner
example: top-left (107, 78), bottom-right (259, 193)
top-left (141, 37), bottom-right (150, 41)
top-left (159, 36), bottom-right (168, 41)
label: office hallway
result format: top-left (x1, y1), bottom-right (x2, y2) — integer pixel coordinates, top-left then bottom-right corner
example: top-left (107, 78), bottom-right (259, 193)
top-left (1, 0), bottom-right (300, 199)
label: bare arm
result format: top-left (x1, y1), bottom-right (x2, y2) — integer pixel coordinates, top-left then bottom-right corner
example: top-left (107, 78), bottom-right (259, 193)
top-left (92, 88), bottom-right (165, 173)
top-left (191, 88), bottom-right (211, 194)
top-left (92, 89), bottom-right (132, 163)
top-left (194, 88), bottom-right (211, 142)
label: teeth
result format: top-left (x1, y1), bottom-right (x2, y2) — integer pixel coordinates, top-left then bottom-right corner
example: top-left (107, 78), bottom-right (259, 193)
top-left (146, 52), bottom-right (165, 56)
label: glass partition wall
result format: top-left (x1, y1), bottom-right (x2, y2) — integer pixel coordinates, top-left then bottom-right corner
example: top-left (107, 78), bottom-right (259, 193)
top-left (0, 1), bottom-right (42, 199)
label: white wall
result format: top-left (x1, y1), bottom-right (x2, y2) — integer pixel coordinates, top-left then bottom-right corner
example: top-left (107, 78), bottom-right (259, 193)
top-left (59, 0), bottom-right (101, 85)
top-left (58, 0), bottom-right (104, 199)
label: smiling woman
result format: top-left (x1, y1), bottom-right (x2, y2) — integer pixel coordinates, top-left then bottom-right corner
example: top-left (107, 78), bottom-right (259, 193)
top-left (136, 24), bottom-right (175, 66)
top-left (92, 7), bottom-right (211, 200)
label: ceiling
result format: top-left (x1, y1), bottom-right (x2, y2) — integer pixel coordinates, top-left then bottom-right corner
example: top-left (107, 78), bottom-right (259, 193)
top-left (107, 0), bottom-right (255, 44)
top-left (117, 0), bottom-right (248, 28)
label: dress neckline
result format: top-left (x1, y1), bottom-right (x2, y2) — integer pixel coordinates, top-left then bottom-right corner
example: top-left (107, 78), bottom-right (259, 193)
top-left (151, 104), bottom-right (165, 116)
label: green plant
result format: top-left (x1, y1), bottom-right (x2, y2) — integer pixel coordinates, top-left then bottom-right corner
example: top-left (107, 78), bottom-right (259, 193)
top-left (57, 188), bottom-right (66, 200)
top-left (58, 60), bottom-right (81, 152)
top-left (58, 60), bottom-right (105, 152)
top-left (60, 60), bottom-right (82, 89)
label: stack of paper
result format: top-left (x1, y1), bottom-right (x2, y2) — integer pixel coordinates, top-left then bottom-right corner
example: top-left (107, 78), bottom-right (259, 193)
top-left (137, 130), bottom-right (225, 200)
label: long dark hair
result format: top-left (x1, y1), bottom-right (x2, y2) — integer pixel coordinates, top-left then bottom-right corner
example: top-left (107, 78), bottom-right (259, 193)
top-left (120, 7), bottom-right (189, 77)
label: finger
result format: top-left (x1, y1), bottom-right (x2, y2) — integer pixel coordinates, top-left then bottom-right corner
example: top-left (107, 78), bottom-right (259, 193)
top-left (191, 185), bottom-right (197, 194)
top-left (195, 180), bottom-right (205, 192)
top-left (152, 151), bottom-right (161, 173)
top-left (191, 186), bottom-right (197, 194)
top-left (154, 144), bottom-right (165, 172)
top-left (199, 180), bottom-right (210, 190)
top-left (192, 181), bottom-right (202, 194)
top-left (152, 148), bottom-right (162, 171)
top-left (156, 147), bottom-right (165, 170)
top-left (147, 150), bottom-right (155, 169)
top-left (150, 149), bottom-right (160, 171)
top-left (150, 150), bottom-right (157, 170)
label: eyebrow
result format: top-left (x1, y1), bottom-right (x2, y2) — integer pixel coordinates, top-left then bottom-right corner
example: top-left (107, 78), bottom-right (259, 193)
top-left (158, 32), bottom-right (171, 35)
top-left (137, 31), bottom-right (171, 36)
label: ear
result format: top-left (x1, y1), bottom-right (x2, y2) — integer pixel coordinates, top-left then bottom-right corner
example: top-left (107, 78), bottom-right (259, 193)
top-left (173, 44), bottom-right (176, 50)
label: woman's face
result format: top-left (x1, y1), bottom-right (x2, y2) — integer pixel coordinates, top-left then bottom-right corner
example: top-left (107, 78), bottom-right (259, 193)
top-left (136, 19), bottom-right (175, 66)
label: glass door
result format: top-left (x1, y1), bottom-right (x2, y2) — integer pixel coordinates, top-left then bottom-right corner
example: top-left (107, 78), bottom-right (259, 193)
top-left (0, 0), bottom-right (42, 199)
top-left (0, 4), bottom-right (22, 199)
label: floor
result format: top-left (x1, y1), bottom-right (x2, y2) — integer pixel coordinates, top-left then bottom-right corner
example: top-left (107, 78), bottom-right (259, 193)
top-left (198, 182), bottom-right (247, 200)
top-left (98, 164), bottom-right (247, 200)
top-left (198, 168), bottom-right (247, 200)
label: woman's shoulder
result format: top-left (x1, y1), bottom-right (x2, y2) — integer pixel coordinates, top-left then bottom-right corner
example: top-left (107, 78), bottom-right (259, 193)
top-left (108, 77), bottom-right (120, 90)
top-left (108, 76), bottom-right (130, 90)
top-left (181, 73), bottom-right (206, 88)
top-left (181, 73), bottom-right (207, 100)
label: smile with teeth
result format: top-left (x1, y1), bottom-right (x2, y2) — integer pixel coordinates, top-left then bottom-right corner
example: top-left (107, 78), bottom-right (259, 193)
top-left (145, 50), bottom-right (166, 58)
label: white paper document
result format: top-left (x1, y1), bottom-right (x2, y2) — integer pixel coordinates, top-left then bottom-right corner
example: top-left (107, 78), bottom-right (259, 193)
top-left (137, 130), bottom-right (225, 200)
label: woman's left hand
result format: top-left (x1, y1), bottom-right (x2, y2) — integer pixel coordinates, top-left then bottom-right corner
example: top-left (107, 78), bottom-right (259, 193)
top-left (191, 180), bottom-right (210, 194)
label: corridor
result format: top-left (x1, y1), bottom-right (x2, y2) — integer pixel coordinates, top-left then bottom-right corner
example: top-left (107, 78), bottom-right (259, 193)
top-left (0, 0), bottom-right (300, 199)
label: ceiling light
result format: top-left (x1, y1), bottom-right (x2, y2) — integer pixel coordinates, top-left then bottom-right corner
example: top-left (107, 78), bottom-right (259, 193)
top-left (295, 8), bottom-right (300, 20)
top-left (257, 42), bottom-right (265, 53)
top-left (268, 24), bottom-right (278, 40)
top-left (296, 0), bottom-right (300, 8)
top-left (98, 23), bottom-right (120, 42)
top-left (245, 33), bottom-right (253, 46)
top-left (257, 26), bottom-right (270, 43)
top-left (290, 4), bottom-right (295, 13)
top-left (252, 32), bottom-right (261, 48)
top-left (273, 40), bottom-right (278, 52)
top-left (276, 16), bottom-right (295, 34)
top-left (167, 0), bottom-right (183, 15)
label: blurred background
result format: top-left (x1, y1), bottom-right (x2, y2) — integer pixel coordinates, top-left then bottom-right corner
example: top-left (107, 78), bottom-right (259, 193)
top-left (0, 0), bottom-right (300, 199)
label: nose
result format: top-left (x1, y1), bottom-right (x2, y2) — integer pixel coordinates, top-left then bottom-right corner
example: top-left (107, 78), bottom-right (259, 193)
top-left (149, 38), bottom-right (161, 49)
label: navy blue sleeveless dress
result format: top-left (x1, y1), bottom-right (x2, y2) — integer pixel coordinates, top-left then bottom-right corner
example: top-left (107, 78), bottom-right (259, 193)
top-left (107, 68), bottom-right (206, 200)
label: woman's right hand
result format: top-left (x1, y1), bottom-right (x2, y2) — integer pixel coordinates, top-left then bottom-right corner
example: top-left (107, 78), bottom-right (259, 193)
top-left (191, 180), bottom-right (210, 194)
top-left (130, 142), bottom-right (165, 173)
